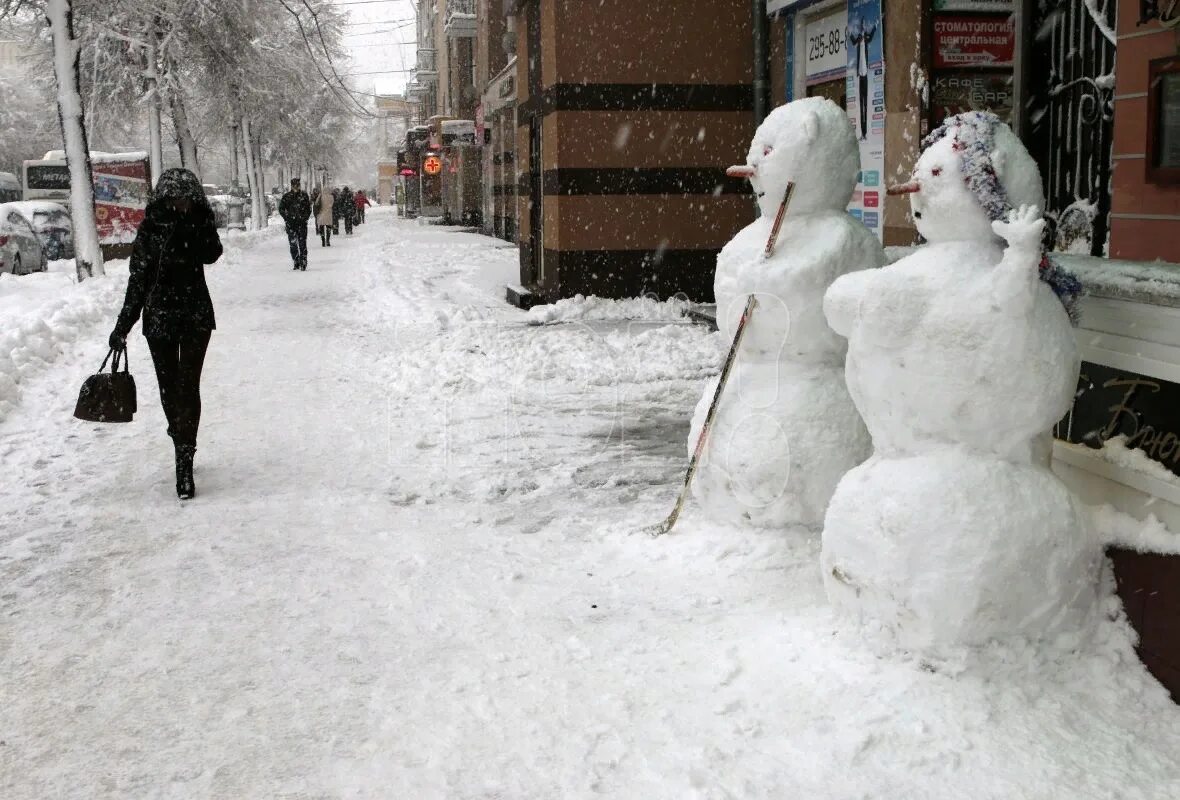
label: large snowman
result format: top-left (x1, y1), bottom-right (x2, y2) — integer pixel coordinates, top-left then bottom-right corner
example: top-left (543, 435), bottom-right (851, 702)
top-left (688, 97), bottom-right (885, 528)
top-left (821, 111), bottom-right (1100, 653)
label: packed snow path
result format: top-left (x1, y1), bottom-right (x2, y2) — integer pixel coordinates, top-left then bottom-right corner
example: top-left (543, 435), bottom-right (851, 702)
top-left (2, 208), bottom-right (1180, 799)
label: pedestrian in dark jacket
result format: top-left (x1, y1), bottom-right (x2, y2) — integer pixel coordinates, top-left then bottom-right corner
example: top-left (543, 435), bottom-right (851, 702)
top-left (335, 185), bottom-right (354, 235)
top-left (279, 177), bottom-right (312, 270)
top-left (108, 167), bottom-right (222, 500)
top-left (353, 189), bottom-right (371, 224)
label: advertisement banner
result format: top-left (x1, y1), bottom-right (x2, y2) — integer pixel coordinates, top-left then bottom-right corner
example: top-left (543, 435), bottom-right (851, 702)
top-left (93, 158), bottom-right (150, 245)
top-left (933, 15), bottom-right (1016, 69)
top-left (846, 0), bottom-right (885, 240)
top-left (805, 9), bottom-right (849, 81)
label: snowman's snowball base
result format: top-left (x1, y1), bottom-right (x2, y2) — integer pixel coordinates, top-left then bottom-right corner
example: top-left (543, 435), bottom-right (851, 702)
top-left (822, 450), bottom-right (1102, 652)
top-left (689, 362), bottom-right (869, 528)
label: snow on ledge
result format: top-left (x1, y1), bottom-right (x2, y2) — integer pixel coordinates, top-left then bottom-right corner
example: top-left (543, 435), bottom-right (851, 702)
top-left (1093, 503), bottom-right (1180, 555)
top-left (526, 294), bottom-right (691, 325)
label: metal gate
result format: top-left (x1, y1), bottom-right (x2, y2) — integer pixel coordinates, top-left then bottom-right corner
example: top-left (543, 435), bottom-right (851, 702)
top-left (1026, 0), bottom-right (1118, 256)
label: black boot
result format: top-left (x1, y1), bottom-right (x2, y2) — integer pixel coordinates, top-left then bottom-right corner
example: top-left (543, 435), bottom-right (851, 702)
top-left (175, 443), bottom-right (196, 500)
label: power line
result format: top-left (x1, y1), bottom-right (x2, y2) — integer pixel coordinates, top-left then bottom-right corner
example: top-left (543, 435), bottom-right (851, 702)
top-left (343, 17), bottom-right (414, 25)
top-left (347, 40), bottom-right (417, 48)
top-left (342, 69), bottom-right (414, 75)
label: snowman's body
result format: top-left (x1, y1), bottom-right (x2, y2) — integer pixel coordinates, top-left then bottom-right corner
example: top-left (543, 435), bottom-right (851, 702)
top-left (689, 98), bottom-right (884, 528)
top-left (821, 113), bottom-right (1100, 652)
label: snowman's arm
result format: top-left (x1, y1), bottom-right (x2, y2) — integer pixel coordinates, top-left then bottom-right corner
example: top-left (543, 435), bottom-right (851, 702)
top-left (824, 269), bottom-right (874, 338)
top-left (991, 206), bottom-right (1045, 315)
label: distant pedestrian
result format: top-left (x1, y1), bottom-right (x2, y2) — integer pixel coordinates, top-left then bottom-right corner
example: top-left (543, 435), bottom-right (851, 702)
top-left (335, 185), bottom-right (354, 235)
top-left (107, 167), bottom-right (222, 500)
top-left (354, 189), bottom-right (371, 224)
top-left (279, 177), bottom-right (312, 270)
top-left (312, 186), bottom-right (333, 247)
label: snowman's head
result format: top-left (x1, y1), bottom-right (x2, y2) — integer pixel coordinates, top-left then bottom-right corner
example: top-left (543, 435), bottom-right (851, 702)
top-left (728, 97), bottom-right (859, 217)
top-left (892, 112), bottom-right (1044, 244)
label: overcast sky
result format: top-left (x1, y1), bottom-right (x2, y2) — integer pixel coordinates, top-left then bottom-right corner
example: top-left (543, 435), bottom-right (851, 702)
top-left (333, 0), bottom-right (418, 98)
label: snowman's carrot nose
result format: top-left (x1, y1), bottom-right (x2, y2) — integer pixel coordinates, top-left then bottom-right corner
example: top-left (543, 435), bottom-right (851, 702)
top-left (727, 165), bottom-right (756, 179)
top-left (887, 181), bottom-right (921, 195)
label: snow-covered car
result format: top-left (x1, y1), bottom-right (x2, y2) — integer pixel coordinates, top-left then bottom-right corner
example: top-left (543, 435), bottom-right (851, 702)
top-left (0, 202), bottom-right (48, 274)
top-left (6, 201), bottom-right (73, 260)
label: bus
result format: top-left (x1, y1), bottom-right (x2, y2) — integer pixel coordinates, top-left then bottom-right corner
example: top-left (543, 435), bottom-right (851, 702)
top-left (22, 152), bottom-right (151, 249)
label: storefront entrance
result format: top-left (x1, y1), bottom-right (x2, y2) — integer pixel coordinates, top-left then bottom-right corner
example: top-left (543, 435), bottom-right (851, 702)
top-left (1026, 0), bottom-right (1118, 256)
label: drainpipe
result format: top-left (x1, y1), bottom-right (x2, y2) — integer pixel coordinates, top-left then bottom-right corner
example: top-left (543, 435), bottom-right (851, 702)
top-left (753, 0), bottom-right (769, 125)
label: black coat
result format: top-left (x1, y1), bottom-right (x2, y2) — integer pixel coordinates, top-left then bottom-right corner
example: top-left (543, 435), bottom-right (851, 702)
top-left (115, 201), bottom-right (223, 341)
top-left (333, 190), bottom-right (352, 219)
top-left (280, 189), bottom-right (311, 226)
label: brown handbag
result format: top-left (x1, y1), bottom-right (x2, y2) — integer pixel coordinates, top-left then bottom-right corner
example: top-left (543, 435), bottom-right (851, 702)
top-left (74, 348), bottom-right (138, 423)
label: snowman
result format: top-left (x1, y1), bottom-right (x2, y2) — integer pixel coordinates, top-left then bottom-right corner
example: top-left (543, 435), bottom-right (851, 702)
top-left (687, 97), bottom-right (885, 529)
top-left (820, 111), bottom-right (1099, 653)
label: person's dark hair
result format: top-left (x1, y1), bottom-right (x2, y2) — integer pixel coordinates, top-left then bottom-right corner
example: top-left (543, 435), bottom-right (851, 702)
top-left (148, 167), bottom-right (213, 221)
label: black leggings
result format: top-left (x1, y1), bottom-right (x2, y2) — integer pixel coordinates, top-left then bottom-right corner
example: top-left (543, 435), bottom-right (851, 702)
top-left (147, 332), bottom-right (211, 448)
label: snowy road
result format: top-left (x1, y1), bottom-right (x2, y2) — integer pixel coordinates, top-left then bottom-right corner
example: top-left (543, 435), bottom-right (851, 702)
top-left (3, 208), bottom-right (1180, 799)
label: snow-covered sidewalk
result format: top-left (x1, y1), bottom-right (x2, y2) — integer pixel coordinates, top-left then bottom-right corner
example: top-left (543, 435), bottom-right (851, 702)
top-left (1, 207), bottom-right (1178, 799)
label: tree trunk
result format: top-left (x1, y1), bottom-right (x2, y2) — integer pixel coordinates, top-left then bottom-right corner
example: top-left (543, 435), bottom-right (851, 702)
top-left (169, 84), bottom-right (200, 178)
top-left (229, 124), bottom-right (240, 188)
top-left (145, 28), bottom-right (163, 182)
top-left (240, 117), bottom-right (262, 229)
top-left (252, 134), bottom-right (266, 226)
top-left (46, 0), bottom-right (103, 280)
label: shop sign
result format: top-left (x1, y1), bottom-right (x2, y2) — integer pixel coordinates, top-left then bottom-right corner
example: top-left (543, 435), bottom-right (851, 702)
top-left (933, 0), bottom-right (1014, 11)
top-left (806, 10), bottom-right (849, 80)
top-left (933, 15), bottom-right (1016, 69)
top-left (846, 0), bottom-right (885, 241)
top-left (930, 72), bottom-right (1014, 125)
top-left (1058, 362), bottom-right (1180, 478)
top-left (423, 155), bottom-right (442, 175)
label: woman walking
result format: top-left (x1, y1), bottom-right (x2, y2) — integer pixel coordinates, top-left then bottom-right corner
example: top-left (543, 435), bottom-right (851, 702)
top-left (313, 186), bottom-right (334, 246)
top-left (108, 168), bottom-right (222, 500)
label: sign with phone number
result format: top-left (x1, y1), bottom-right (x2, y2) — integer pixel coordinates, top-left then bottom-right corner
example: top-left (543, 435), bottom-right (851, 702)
top-left (806, 11), bottom-right (849, 79)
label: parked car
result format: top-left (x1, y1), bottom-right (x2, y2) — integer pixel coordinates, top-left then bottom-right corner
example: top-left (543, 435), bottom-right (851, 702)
top-left (7, 200), bottom-right (73, 260)
top-left (0, 202), bottom-right (48, 274)
top-left (0, 171), bottom-right (20, 203)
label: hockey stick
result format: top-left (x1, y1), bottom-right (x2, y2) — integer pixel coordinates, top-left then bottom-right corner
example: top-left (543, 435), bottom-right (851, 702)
top-left (764, 181), bottom-right (795, 258)
top-left (645, 293), bottom-right (758, 538)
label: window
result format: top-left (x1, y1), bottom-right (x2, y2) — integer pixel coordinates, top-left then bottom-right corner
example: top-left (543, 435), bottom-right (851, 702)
top-left (1147, 56), bottom-right (1180, 186)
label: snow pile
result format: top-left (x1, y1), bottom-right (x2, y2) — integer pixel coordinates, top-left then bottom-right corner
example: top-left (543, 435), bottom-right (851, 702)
top-left (525, 293), bottom-right (690, 325)
top-left (1, 212), bottom-right (1178, 798)
top-left (0, 261), bottom-right (127, 423)
top-left (690, 97), bottom-right (884, 528)
top-left (823, 113), bottom-right (1099, 654)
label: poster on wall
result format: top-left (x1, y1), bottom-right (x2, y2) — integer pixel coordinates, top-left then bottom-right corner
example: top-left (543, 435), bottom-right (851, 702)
top-left (931, 72), bottom-right (1014, 125)
top-left (846, 0), bottom-right (885, 240)
top-left (933, 15), bottom-right (1015, 69)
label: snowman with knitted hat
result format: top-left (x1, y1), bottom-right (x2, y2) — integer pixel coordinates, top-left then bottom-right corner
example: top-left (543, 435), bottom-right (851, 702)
top-left (820, 111), bottom-right (1100, 653)
top-left (686, 97), bottom-right (885, 529)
